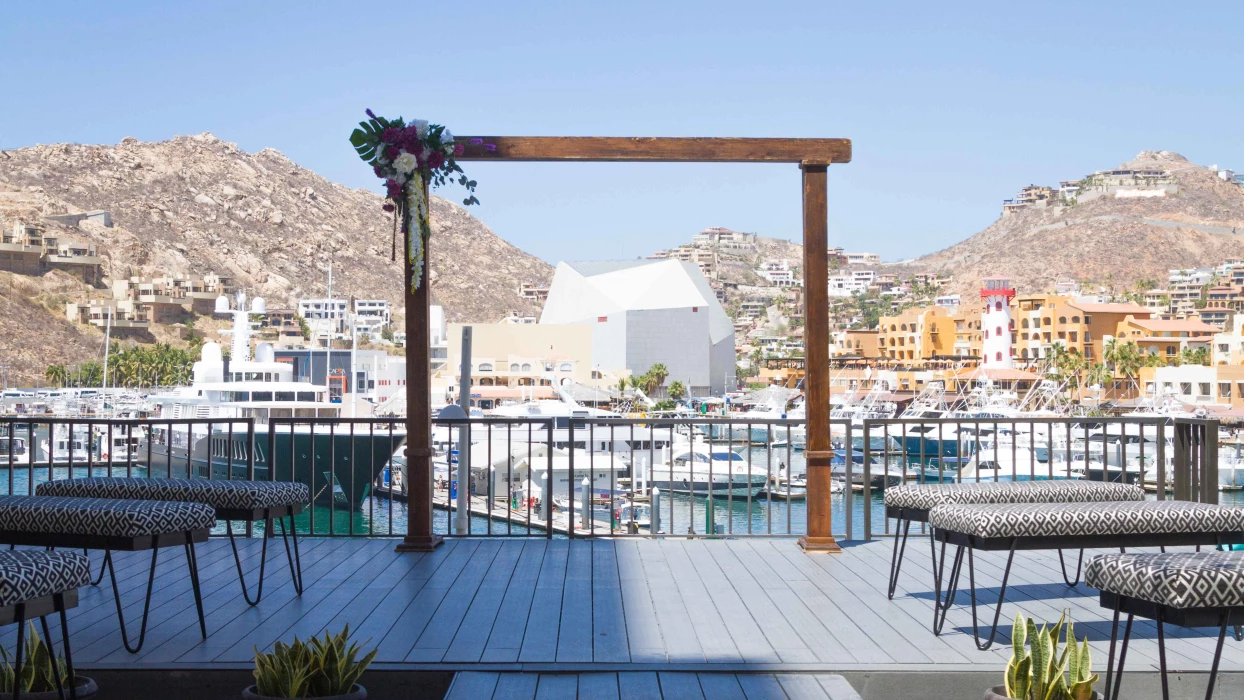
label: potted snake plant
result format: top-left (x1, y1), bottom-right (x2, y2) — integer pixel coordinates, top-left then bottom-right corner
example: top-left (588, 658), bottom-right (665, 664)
top-left (0, 622), bottom-right (98, 699)
top-left (244, 626), bottom-right (377, 700)
top-left (987, 612), bottom-right (1100, 700)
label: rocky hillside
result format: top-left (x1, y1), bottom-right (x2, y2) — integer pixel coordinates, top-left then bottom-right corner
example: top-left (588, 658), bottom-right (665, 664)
top-left (907, 151), bottom-right (1244, 294)
top-left (0, 134), bottom-right (553, 383)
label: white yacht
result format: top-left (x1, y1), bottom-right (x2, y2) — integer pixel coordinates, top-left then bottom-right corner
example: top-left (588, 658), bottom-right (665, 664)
top-left (146, 292), bottom-right (403, 510)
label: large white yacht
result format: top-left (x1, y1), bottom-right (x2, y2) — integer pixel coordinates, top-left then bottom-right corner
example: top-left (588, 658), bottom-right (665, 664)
top-left (146, 292), bottom-right (403, 509)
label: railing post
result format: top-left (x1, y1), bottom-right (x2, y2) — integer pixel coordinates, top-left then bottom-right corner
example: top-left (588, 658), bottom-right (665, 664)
top-left (843, 421), bottom-right (852, 540)
top-left (863, 420), bottom-right (873, 541)
top-left (1173, 420), bottom-right (1190, 502)
top-left (1204, 420), bottom-right (1220, 505)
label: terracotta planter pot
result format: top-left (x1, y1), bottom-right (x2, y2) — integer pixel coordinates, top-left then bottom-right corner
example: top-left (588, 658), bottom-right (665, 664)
top-left (241, 684), bottom-right (367, 700)
top-left (985, 686), bottom-right (1101, 700)
top-left (12, 676), bottom-right (99, 699)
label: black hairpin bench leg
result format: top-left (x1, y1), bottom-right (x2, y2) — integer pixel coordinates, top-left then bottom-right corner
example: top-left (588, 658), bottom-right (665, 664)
top-left (86, 548), bottom-right (109, 586)
top-left (38, 614), bottom-right (66, 700)
top-left (887, 516), bottom-right (911, 599)
top-left (1057, 549), bottom-right (1084, 587)
top-left (227, 519), bottom-right (269, 606)
top-left (278, 515), bottom-right (303, 595)
top-left (1206, 612), bottom-right (1230, 700)
top-left (1156, 610), bottom-right (1171, 700)
top-left (109, 533), bottom-right (205, 653)
top-left (55, 592), bottom-right (78, 700)
top-left (965, 542), bottom-right (1017, 651)
top-left (1104, 605), bottom-right (1133, 700)
top-left (932, 541), bottom-right (966, 635)
top-left (13, 603), bottom-right (25, 700)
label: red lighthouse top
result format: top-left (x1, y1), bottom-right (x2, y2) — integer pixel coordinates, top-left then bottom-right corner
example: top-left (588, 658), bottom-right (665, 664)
top-left (979, 276), bottom-right (1015, 300)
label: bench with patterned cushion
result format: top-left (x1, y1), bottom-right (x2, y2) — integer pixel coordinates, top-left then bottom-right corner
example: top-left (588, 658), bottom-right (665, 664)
top-left (1087, 551), bottom-right (1244, 609)
top-left (0, 550), bottom-right (91, 608)
top-left (928, 500), bottom-right (1244, 542)
top-left (0, 496), bottom-right (215, 544)
top-left (37, 478), bottom-right (309, 518)
top-left (1086, 552), bottom-right (1244, 700)
top-left (886, 480), bottom-right (1144, 519)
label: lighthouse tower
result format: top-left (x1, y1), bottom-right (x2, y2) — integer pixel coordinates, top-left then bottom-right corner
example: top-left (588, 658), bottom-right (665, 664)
top-left (980, 276), bottom-right (1015, 369)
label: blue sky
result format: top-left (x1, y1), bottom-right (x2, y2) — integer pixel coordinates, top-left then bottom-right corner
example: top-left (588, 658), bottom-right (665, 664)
top-left (3, 2), bottom-right (1242, 264)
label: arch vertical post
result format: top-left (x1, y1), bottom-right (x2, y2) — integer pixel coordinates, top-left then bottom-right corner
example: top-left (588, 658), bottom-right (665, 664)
top-left (798, 163), bottom-right (842, 553)
top-left (397, 185), bottom-right (444, 552)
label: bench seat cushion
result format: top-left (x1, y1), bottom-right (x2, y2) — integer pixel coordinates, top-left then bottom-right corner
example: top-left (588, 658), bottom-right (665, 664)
top-left (928, 501), bottom-right (1244, 539)
top-left (0, 496), bottom-right (215, 538)
top-left (885, 480), bottom-right (1144, 512)
top-left (0, 551), bottom-right (91, 607)
top-left (37, 477), bottom-right (309, 511)
top-left (1086, 552), bottom-right (1244, 609)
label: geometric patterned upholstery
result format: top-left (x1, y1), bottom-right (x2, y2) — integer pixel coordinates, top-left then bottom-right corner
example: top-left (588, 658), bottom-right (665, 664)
top-left (0, 496), bottom-right (215, 537)
top-left (0, 550), bottom-right (91, 607)
top-left (36, 478), bottom-right (309, 512)
top-left (1086, 551), bottom-right (1244, 609)
top-left (928, 500), bottom-right (1244, 539)
top-left (885, 480), bottom-right (1144, 512)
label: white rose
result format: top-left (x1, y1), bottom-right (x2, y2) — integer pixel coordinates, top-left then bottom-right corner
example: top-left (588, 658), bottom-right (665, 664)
top-left (420, 147), bottom-right (432, 163)
top-left (441, 129), bottom-right (453, 143)
top-left (393, 151), bottom-right (418, 175)
top-left (414, 120), bottom-right (429, 139)
top-left (393, 171), bottom-right (408, 185)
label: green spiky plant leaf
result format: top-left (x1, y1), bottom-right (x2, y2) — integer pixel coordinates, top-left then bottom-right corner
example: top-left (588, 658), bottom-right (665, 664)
top-left (0, 622), bottom-right (71, 693)
top-left (1003, 612), bottom-right (1098, 700)
top-left (254, 625), bottom-right (377, 698)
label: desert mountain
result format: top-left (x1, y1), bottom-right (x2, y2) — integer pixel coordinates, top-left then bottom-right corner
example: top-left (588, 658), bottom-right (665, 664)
top-left (907, 151), bottom-right (1244, 294)
top-left (0, 133), bottom-right (553, 383)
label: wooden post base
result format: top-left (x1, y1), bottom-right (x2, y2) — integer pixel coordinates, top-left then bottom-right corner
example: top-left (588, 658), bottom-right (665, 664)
top-left (395, 535), bottom-right (444, 553)
top-left (798, 535), bottom-right (843, 554)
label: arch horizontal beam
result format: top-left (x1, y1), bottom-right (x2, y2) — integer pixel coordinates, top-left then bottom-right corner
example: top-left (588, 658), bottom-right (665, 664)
top-left (454, 136), bottom-right (851, 164)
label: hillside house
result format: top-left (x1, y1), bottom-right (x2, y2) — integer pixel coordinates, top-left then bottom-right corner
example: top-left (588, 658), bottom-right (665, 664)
top-left (0, 222), bottom-right (103, 284)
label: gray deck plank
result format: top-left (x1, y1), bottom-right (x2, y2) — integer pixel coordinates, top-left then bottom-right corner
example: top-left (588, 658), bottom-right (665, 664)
top-left (555, 537), bottom-right (594, 662)
top-left (482, 539), bottom-right (547, 663)
top-left (534, 673), bottom-right (578, 700)
top-left (657, 671), bottom-right (705, 700)
top-left (736, 673), bottom-right (790, 700)
top-left (775, 673), bottom-right (831, 699)
top-left (695, 672), bottom-right (748, 700)
top-left (519, 539), bottom-right (569, 662)
top-left (445, 671), bottom-right (500, 700)
top-left (374, 539), bottom-right (480, 662)
top-left (615, 539), bottom-right (666, 663)
top-left (616, 672), bottom-right (662, 700)
top-left (408, 539), bottom-right (504, 661)
top-left (590, 539), bottom-right (630, 664)
top-left (664, 540), bottom-right (742, 663)
top-left (491, 672), bottom-right (540, 700)
top-left (814, 674), bottom-right (862, 699)
top-left (639, 540), bottom-right (703, 662)
top-left (705, 540), bottom-right (816, 663)
top-left (442, 538), bottom-right (525, 663)
top-left (681, 540), bottom-right (780, 664)
top-left (576, 671), bottom-right (620, 700)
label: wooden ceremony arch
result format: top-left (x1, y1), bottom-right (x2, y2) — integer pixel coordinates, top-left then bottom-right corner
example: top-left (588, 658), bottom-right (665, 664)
top-left (397, 136), bottom-right (852, 554)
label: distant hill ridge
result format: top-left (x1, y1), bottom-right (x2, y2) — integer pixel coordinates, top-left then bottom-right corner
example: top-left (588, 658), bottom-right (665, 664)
top-left (0, 132), bottom-right (554, 383)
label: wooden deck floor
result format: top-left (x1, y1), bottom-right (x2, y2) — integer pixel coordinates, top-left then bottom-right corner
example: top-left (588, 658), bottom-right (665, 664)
top-left (8, 536), bottom-right (1242, 681)
top-left (445, 671), bottom-right (862, 699)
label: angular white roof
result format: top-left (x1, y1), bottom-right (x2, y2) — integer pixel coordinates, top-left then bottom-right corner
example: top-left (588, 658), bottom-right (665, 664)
top-left (540, 259), bottom-right (733, 343)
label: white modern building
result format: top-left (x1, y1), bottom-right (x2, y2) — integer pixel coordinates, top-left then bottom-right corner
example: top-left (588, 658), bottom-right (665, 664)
top-left (297, 298), bottom-right (348, 344)
top-left (353, 299), bottom-right (391, 337)
top-left (540, 259), bottom-right (736, 395)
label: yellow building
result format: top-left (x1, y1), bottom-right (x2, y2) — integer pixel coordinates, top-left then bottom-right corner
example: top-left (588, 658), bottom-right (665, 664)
top-left (877, 307), bottom-right (958, 361)
top-left (1114, 316), bottom-right (1217, 361)
top-left (830, 329), bottom-right (880, 358)
top-left (436, 322), bottom-right (616, 408)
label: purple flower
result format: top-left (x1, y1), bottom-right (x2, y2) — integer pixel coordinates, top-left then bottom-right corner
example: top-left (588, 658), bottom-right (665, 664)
top-left (427, 151), bottom-right (445, 169)
top-left (385, 145), bottom-right (400, 160)
top-left (381, 127), bottom-right (401, 143)
top-left (365, 108), bottom-right (376, 119)
top-left (382, 202), bottom-right (395, 212)
top-left (454, 143), bottom-right (465, 156)
top-left (385, 179), bottom-right (402, 198)
top-left (483, 143), bottom-right (497, 152)
top-left (469, 138), bottom-right (483, 145)
top-left (372, 164), bottom-right (384, 178)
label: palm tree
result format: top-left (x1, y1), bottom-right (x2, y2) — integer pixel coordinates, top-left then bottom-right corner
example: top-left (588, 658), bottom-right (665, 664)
top-left (1085, 362), bottom-right (1111, 388)
top-left (667, 381), bottom-right (687, 401)
top-left (647, 363), bottom-right (669, 390)
top-left (44, 364), bottom-right (67, 388)
top-left (1180, 346), bottom-right (1210, 367)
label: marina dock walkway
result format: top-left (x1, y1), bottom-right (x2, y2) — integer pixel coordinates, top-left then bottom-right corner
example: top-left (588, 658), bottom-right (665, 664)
top-left (10, 536), bottom-right (1242, 698)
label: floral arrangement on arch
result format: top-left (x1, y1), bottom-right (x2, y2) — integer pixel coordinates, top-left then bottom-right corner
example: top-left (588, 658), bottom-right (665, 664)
top-left (349, 109), bottom-right (482, 291)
